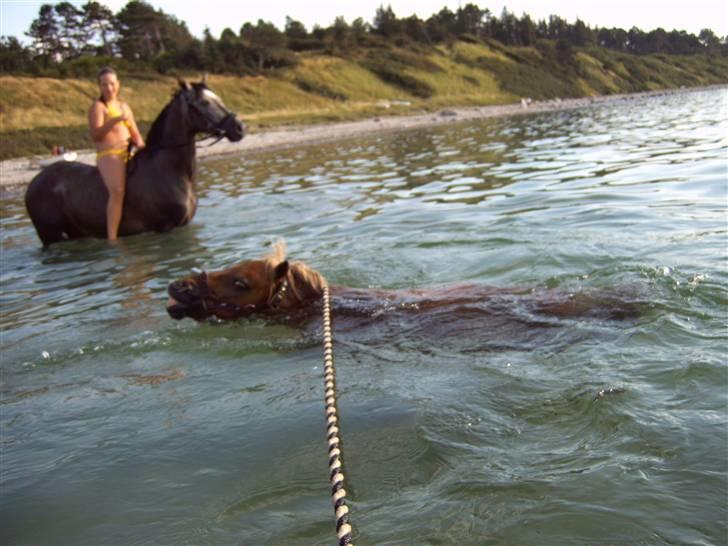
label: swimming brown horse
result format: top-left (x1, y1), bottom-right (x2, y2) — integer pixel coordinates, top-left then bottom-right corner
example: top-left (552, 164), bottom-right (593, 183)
top-left (25, 79), bottom-right (244, 247)
top-left (166, 243), bottom-right (643, 337)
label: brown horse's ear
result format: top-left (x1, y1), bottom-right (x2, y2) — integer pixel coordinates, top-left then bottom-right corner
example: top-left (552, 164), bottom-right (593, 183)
top-left (273, 260), bottom-right (289, 281)
top-left (178, 78), bottom-right (191, 90)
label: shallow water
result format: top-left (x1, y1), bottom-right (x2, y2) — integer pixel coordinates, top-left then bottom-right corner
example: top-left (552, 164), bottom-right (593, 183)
top-left (1, 87), bottom-right (727, 545)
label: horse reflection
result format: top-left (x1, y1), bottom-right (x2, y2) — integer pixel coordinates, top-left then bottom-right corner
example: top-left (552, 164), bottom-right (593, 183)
top-left (25, 79), bottom-right (244, 247)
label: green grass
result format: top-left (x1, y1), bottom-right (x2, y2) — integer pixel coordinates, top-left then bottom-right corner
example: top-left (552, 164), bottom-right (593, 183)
top-left (1, 39), bottom-right (726, 161)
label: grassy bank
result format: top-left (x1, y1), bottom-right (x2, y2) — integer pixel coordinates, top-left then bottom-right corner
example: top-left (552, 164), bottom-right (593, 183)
top-left (1, 40), bottom-right (726, 161)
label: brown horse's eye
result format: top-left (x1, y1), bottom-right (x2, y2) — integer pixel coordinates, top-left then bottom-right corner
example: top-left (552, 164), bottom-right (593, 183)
top-left (234, 279), bottom-right (249, 291)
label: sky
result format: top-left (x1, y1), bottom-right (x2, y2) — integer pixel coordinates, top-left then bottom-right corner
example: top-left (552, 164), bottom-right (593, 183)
top-left (2, 0), bottom-right (727, 45)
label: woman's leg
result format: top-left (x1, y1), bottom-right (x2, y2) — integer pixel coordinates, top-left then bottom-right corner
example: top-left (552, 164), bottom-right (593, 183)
top-left (97, 154), bottom-right (126, 241)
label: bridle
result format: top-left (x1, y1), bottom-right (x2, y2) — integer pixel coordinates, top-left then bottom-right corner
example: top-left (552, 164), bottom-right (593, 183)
top-left (184, 88), bottom-right (239, 146)
top-left (191, 271), bottom-right (291, 320)
top-left (141, 87), bottom-right (239, 153)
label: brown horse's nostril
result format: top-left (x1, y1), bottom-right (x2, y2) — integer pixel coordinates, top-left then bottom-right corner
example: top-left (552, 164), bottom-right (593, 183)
top-left (170, 280), bottom-right (186, 292)
top-left (170, 279), bottom-right (199, 299)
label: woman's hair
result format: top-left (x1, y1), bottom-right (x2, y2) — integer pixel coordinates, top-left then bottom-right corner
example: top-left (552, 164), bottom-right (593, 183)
top-left (97, 66), bottom-right (117, 82)
top-left (97, 66), bottom-right (118, 104)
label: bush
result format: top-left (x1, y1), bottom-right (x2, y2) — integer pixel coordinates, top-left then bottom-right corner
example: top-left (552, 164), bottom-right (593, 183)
top-left (362, 61), bottom-right (435, 97)
top-left (476, 55), bottom-right (580, 99)
top-left (294, 77), bottom-right (348, 100)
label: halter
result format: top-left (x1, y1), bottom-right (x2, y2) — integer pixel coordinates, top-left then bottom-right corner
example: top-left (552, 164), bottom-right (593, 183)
top-left (193, 271), bottom-right (291, 320)
top-left (269, 278), bottom-right (289, 310)
top-left (142, 88), bottom-right (239, 153)
top-left (183, 88), bottom-right (239, 145)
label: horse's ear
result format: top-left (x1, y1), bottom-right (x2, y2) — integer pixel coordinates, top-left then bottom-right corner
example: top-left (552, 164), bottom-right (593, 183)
top-left (273, 260), bottom-right (289, 281)
top-left (178, 78), bottom-right (191, 91)
top-left (201, 73), bottom-right (208, 85)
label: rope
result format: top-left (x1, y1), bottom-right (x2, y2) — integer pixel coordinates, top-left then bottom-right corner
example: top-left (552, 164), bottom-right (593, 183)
top-left (321, 283), bottom-right (354, 546)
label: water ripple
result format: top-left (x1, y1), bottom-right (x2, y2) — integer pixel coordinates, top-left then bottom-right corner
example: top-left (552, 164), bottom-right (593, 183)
top-left (1, 87), bottom-right (727, 545)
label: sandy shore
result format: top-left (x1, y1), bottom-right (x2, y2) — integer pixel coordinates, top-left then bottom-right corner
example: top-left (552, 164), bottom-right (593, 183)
top-left (0, 88), bottom-right (698, 191)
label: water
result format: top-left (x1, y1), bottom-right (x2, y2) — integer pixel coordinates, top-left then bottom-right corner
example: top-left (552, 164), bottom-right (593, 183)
top-left (2, 87), bottom-right (727, 545)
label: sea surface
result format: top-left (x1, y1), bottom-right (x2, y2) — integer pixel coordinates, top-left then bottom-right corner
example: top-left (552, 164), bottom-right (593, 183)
top-left (1, 87), bottom-right (727, 545)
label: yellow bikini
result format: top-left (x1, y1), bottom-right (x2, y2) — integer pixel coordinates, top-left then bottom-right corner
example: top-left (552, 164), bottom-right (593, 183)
top-left (96, 146), bottom-right (129, 161)
top-left (105, 102), bottom-right (131, 127)
top-left (96, 102), bottom-right (132, 162)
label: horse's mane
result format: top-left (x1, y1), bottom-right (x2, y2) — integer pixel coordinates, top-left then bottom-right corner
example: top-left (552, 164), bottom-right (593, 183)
top-left (145, 89), bottom-right (189, 148)
top-left (265, 241), bottom-right (326, 300)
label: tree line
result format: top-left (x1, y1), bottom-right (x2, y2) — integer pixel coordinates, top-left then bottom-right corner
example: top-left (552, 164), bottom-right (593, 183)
top-left (1, 1), bottom-right (726, 76)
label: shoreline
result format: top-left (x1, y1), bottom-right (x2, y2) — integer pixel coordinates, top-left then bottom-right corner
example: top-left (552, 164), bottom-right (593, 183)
top-left (0, 86), bottom-right (719, 192)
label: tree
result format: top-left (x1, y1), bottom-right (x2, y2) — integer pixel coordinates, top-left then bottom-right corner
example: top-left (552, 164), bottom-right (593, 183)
top-left (431, 7), bottom-right (456, 35)
top-left (373, 4), bottom-right (400, 37)
top-left (116, 0), bottom-right (193, 60)
top-left (518, 14), bottom-right (536, 46)
top-left (351, 17), bottom-right (369, 40)
top-left (240, 19), bottom-right (289, 72)
top-left (699, 28), bottom-right (721, 53)
top-left (547, 14), bottom-right (568, 40)
top-left (26, 4), bottom-right (63, 60)
top-left (493, 8), bottom-right (518, 45)
top-left (644, 28), bottom-right (668, 54)
top-left (402, 15), bottom-right (429, 43)
top-left (0, 36), bottom-right (34, 72)
top-left (627, 26), bottom-right (646, 54)
top-left (597, 27), bottom-right (628, 51)
top-left (55, 1), bottom-right (90, 56)
top-left (570, 18), bottom-right (594, 47)
top-left (284, 17), bottom-right (308, 41)
top-left (330, 16), bottom-right (352, 51)
top-left (81, 1), bottom-right (118, 56)
top-left (455, 3), bottom-right (484, 36)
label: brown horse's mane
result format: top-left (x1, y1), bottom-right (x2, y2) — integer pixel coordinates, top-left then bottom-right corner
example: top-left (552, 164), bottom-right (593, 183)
top-left (265, 241), bottom-right (326, 301)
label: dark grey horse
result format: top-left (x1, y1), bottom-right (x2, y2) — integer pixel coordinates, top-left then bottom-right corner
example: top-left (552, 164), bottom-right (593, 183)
top-left (25, 79), bottom-right (245, 246)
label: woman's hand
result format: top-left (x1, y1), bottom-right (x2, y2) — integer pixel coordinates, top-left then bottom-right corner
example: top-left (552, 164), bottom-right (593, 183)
top-left (116, 107), bottom-right (129, 124)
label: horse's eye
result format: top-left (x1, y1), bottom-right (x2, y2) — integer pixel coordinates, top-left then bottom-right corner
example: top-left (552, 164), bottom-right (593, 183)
top-left (200, 99), bottom-right (210, 106)
top-left (234, 279), bottom-right (249, 291)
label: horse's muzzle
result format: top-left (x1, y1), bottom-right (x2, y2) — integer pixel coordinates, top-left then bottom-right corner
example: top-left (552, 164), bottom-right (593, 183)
top-left (221, 115), bottom-right (245, 142)
top-left (167, 279), bottom-right (203, 320)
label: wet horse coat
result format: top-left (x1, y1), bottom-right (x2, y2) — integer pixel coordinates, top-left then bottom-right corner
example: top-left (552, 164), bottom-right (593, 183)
top-left (166, 243), bottom-right (643, 343)
top-left (25, 80), bottom-right (244, 246)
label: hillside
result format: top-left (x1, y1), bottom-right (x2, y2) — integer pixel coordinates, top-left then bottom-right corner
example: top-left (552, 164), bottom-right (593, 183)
top-left (1, 40), bottom-right (726, 161)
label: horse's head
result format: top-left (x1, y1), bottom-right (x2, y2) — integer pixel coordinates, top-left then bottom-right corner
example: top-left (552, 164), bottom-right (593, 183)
top-left (167, 258), bottom-right (290, 321)
top-left (179, 78), bottom-right (245, 142)
top-left (167, 243), bottom-right (327, 322)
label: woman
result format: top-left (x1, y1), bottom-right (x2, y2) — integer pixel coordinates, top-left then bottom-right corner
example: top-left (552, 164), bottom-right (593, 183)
top-left (88, 66), bottom-right (145, 241)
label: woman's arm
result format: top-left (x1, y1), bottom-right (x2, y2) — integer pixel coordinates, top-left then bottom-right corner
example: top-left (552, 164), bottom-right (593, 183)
top-left (123, 103), bottom-right (145, 148)
top-left (88, 101), bottom-right (126, 142)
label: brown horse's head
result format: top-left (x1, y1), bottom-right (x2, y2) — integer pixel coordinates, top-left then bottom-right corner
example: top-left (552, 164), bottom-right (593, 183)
top-left (167, 242), bottom-right (325, 321)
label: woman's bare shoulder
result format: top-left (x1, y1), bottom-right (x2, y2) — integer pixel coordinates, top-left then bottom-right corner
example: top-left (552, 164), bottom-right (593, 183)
top-left (89, 99), bottom-right (105, 114)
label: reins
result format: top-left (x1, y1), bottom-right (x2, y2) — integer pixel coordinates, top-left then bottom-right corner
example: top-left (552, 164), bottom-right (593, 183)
top-left (139, 90), bottom-right (235, 154)
top-left (140, 129), bottom-right (227, 154)
top-left (321, 283), bottom-right (354, 545)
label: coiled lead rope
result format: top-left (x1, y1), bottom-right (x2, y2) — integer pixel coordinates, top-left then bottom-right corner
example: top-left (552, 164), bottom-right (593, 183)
top-left (322, 284), bottom-right (354, 546)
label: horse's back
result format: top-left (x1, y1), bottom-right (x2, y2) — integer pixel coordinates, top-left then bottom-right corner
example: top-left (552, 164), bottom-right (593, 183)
top-left (25, 161), bottom-right (106, 246)
top-left (27, 161), bottom-right (99, 191)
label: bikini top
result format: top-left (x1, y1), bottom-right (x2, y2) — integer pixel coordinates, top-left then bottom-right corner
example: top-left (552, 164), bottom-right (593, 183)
top-left (104, 101), bottom-right (131, 128)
